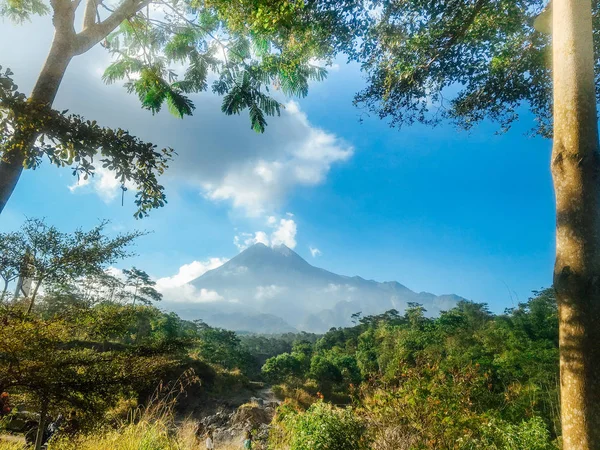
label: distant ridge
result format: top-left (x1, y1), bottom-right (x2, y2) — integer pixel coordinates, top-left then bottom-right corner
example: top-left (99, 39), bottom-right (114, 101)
top-left (165, 244), bottom-right (464, 333)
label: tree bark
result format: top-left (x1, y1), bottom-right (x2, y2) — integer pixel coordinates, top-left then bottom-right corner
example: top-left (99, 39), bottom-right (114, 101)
top-left (0, 29), bottom-right (74, 214)
top-left (34, 400), bottom-right (48, 450)
top-left (26, 279), bottom-right (43, 315)
top-left (0, 0), bottom-right (149, 215)
top-left (552, 0), bottom-right (600, 448)
top-left (0, 279), bottom-right (8, 302)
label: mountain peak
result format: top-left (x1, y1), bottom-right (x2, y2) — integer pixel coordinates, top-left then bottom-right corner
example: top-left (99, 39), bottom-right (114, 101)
top-left (184, 243), bottom-right (464, 333)
top-left (218, 242), bottom-right (310, 271)
top-left (272, 243), bottom-right (294, 256)
top-left (238, 242), bottom-right (295, 257)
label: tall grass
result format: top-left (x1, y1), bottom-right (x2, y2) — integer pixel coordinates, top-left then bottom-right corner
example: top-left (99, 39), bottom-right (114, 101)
top-left (44, 370), bottom-right (215, 450)
top-left (45, 420), bottom-right (241, 450)
top-left (0, 440), bottom-right (24, 450)
top-left (1, 369), bottom-right (246, 450)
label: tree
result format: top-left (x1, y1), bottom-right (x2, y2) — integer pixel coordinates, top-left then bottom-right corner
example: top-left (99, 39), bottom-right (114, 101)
top-left (120, 267), bottom-right (162, 305)
top-left (0, 306), bottom-right (184, 450)
top-left (404, 302), bottom-right (428, 330)
top-left (195, 325), bottom-right (251, 370)
top-left (309, 354), bottom-right (342, 396)
top-left (0, 67), bottom-right (174, 218)
top-left (262, 352), bottom-right (305, 384)
top-left (353, 0), bottom-right (600, 446)
top-left (0, 0), bottom-right (356, 214)
top-left (0, 230), bottom-right (24, 301)
top-left (0, 218), bottom-right (142, 313)
top-left (283, 402), bottom-right (369, 450)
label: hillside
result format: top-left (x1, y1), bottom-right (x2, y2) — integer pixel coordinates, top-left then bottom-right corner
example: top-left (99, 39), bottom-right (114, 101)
top-left (164, 244), bottom-right (464, 332)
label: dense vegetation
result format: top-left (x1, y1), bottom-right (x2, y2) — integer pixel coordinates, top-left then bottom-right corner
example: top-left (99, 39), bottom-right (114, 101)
top-left (0, 219), bottom-right (566, 449)
top-left (264, 290), bottom-right (561, 449)
top-left (0, 219), bottom-right (302, 448)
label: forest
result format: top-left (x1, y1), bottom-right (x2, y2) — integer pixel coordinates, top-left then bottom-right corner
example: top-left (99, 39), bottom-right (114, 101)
top-left (2, 0), bottom-right (600, 448)
top-left (263, 290), bottom-right (560, 449)
top-left (0, 219), bottom-right (312, 448)
top-left (0, 225), bottom-right (561, 449)
top-left (0, 219), bottom-right (562, 449)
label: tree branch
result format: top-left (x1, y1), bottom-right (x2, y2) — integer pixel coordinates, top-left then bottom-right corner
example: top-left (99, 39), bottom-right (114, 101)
top-left (74, 0), bottom-right (151, 55)
top-left (421, 0), bottom-right (487, 70)
top-left (49, 0), bottom-right (77, 36)
top-left (533, 0), bottom-right (552, 35)
top-left (49, 0), bottom-right (70, 13)
top-left (83, 0), bottom-right (98, 30)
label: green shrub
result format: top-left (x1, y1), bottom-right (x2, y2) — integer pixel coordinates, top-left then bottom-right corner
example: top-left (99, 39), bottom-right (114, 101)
top-left (462, 416), bottom-right (558, 450)
top-left (272, 401), bottom-right (369, 450)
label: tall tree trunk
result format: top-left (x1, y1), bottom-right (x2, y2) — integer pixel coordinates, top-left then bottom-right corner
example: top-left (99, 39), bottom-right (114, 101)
top-left (26, 280), bottom-right (43, 315)
top-left (0, 280), bottom-right (8, 302)
top-left (34, 400), bottom-right (48, 450)
top-left (0, 30), bottom-right (74, 214)
top-left (552, 0), bottom-right (600, 448)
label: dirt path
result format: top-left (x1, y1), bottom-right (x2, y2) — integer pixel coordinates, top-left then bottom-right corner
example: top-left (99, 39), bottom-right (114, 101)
top-left (256, 385), bottom-right (277, 404)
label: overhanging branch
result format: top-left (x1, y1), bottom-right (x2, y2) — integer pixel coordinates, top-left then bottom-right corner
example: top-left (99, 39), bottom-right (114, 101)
top-left (74, 0), bottom-right (151, 55)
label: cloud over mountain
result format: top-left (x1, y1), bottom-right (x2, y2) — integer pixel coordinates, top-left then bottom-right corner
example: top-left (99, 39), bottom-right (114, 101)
top-left (234, 215), bottom-right (298, 250)
top-left (162, 243), bottom-right (464, 333)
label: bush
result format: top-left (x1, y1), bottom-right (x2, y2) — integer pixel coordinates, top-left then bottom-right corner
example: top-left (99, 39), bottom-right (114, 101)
top-left (463, 416), bottom-right (558, 450)
top-left (271, 401), bottom-right (369, 450)
top-left (48, 374), bottom-right (200, 450)
top-left (363, 382), bottom-right (558, 450)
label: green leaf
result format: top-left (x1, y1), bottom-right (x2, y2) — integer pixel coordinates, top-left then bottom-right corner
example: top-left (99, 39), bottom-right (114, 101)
top-left (166, 90), bottom-right (195, 118)
top-left (248, 103), bottom-right (267, 133)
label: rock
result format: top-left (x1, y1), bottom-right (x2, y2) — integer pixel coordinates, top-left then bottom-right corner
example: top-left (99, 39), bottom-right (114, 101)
top-left (230, 404), bottom-right (272, 429)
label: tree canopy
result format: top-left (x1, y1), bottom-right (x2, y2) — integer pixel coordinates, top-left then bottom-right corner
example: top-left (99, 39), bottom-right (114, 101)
top-left (353, 0), bottom-right (555, 135)
top-left (266, 290), bottom-right (561, 449)
top-left (0, 218), bottom-right (143, 313)
top-left (0, 67), bottom-right (175, 217)
top-left (0, 0), bottom-right (365, 215)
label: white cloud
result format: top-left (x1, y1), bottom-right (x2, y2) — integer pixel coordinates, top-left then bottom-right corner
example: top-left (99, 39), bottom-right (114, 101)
top-left (155, 258), bottom-right (228, 290)
top-left (68, 175), bottom-right (90, 192)
top-left (46, 51), bottom-right (352, 217)
top-left (154, 259), bottom-right (229, 304)
top-left (234, 215), bottom-right (298, 250)
top-left (323, 283), bottom-right (356, 293)
top-left (255, 285), bottom-right (287, 300)
top-left (234, 231), bottom-right (270, 251)
top-left (270, 218), bottom-right (297, 248)
top-left (161, 284), bottom-right (224, 303)
top-left (2, 18), bottom-right (353, 216)
top-left (105, 266), bottom-right (124, 280)
top-left (324, 283), bottom-right (341, 293)
top-left (68, 167), bottom-right (134, 203)
top-left (194, 101), bottom-right (353, 217)
top-left (309, 246), bottom-right (322, 258)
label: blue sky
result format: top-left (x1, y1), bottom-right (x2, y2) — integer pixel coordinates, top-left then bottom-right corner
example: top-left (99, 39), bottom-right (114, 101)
top-left (0, 16), bottom-right (555, 312)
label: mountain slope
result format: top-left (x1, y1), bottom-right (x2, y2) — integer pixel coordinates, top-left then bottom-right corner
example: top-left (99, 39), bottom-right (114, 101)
top-left (167, 243), bottom-right (464, 333)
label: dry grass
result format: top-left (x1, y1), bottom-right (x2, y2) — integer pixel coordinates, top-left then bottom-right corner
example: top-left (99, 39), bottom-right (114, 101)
top-left (47, 369), bottom-right (209, 450)
top-left (0, 439), bottom-right (24, 450)
top-left (0, 370), bottom-right (251, 450)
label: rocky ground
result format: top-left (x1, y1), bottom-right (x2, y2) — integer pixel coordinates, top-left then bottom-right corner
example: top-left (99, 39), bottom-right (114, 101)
top-left (194, 387), bottom-right (280, 449)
